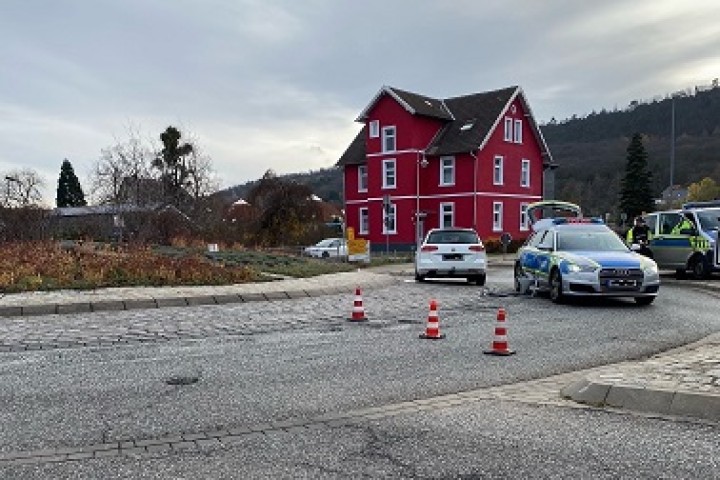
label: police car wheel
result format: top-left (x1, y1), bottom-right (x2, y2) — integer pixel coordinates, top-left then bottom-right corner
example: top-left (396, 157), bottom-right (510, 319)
top-left (691, 256), bottom-right (711, 279)
top-left (549, 269), bottom-right (564, 304)
top-left (513, 264), bottom-right (523, 292)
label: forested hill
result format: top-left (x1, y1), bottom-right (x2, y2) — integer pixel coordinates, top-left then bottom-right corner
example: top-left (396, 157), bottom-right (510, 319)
top-left (544, 82), bottom-right (720, 215)
top-left (223, 82), bottom-right (720, 216)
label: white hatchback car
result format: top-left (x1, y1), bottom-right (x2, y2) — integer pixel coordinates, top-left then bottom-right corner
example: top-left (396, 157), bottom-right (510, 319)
top-left (303, 238), bottom-right (347, 258)
top-left (415, 228), bottom-right (487, 285)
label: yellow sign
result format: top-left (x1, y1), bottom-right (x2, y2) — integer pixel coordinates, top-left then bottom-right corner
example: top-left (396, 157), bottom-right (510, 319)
top-left (348, 238), bottom-right (367, 255)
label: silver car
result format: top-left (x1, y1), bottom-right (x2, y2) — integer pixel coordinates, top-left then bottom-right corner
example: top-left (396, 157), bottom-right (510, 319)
top-left (303, 238), bottom-right (347, 258)
top-left (415, 228), bottom-right (487, 285)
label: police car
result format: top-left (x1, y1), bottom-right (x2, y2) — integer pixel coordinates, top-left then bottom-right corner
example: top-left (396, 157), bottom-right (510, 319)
top-left (514, 210), bottom-right (660, 305)
top-left (642, 201), bottom-right (720, 279)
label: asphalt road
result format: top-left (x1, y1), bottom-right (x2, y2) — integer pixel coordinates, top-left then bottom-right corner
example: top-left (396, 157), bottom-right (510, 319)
top-left (1, 270), bottom-right (719, 478)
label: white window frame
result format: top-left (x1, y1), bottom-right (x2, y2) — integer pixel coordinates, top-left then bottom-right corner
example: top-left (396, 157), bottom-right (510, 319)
top-left (439, 156), bottom-right (455, 186)
top-left (358, 165), bottom-right (368, 192)
top-left (440, 202), bottom-right (454, 228)
top-left (369, 120), bottom-right (380, 138)
top-left (382, 126), bottom-right (396, 153)
top-left (514, 119), bottom-right (523, 143)
top-left (382, 203), bottom-right (397, 234)
top-left (520, 159), bottom-right (530, 188)
top-left (493, 156), bottom-right (504, 185)
top-left (359, 207), bottom-right (369, 234)
top-left (382, 159), bottom-right (396, 189)
top-left (520, 203), bottom-right (529, 231)
top-left (493, 202), bottom-right (503, 232)
top-left (504, 117), bottom-right (513, 142)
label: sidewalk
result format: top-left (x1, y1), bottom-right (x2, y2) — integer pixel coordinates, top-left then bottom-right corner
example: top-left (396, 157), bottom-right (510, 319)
top-left (0, 261), bottom-right (718, 423)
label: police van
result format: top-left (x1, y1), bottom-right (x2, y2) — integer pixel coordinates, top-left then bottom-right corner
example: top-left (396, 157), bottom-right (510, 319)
top-left (642, 201), bottom-right (720, 278)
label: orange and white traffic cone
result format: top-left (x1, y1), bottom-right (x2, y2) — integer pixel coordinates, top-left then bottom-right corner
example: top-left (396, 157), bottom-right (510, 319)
top-left (419, 299), bottom-right (445, 339)
top-left (483, 307), bottom-right (515, 355)
top-left (348, 286), bottom-right (368, 322)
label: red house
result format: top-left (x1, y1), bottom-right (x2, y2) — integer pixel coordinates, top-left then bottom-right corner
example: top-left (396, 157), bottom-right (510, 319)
top-left (336, 85), bottom-right (556, 251)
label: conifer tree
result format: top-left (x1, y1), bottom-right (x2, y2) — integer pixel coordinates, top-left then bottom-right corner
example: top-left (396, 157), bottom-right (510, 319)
top-left (619, 133), bottom-right (654, 221)
top-left (56, 158), bottom-right (87, 207)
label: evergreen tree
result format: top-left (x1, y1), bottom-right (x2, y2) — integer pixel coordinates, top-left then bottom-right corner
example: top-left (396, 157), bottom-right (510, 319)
top-left (619, 133), bottom-right (654, 220)
top-left (56, 158), bottom-right (87, 207)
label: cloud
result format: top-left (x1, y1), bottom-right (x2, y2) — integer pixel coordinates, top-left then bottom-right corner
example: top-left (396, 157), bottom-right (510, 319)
top-left (1, 0), bottom-right (719, 205)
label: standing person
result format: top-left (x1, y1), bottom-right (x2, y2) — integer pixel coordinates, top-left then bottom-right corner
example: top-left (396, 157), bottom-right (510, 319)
top-left (626, 216), bottom-right (653, 258)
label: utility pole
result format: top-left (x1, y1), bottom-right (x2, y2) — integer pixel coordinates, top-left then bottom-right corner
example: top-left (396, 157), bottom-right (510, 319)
top-left (670, 96), bottom-right (675, 190)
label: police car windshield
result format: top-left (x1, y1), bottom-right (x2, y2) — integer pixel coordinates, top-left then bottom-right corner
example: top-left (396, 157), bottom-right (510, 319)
top-left (697, 208), bottom-right (720, 231)
top-left (556, 230), bottom-right (628, 252)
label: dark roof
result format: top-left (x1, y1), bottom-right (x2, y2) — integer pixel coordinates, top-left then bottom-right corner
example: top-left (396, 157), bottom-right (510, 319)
top-left (337, 126), bottom-right (367, 166)
top-left (425, 86), bottom-right (518, 156)
top-left (386, 87), bottom-right (454, 121)
top-left (338, 85), bottom-right (533, 166)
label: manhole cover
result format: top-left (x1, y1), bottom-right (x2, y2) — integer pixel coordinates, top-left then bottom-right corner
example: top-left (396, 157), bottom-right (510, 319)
top-left (166, 375), bottom-right (199, 386)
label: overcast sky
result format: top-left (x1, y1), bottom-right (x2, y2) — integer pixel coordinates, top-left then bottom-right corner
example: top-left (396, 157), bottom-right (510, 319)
top-left (1, 0), bottom-right (719, 205)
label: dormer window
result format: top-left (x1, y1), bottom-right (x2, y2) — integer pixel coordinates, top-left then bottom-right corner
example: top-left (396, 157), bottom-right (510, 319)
top-left (460, 120), bottom-right (475, 132)
top-left (382, 126), bottom-right (396, 153)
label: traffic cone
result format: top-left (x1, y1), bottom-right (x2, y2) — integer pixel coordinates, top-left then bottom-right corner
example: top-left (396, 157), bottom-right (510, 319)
top-left (348, 287), bottom-right (368, 322)
top-left (483, 308), bottom-right (515, 355)
top-left (419, 299), bottom-right (445, 339)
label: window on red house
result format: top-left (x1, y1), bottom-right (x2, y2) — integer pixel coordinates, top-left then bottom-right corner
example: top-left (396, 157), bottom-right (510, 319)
top-left (520, 159), bottom-right (530, 187)
top-left (382, 126), bottom-right (396, 152)
top-left (358, 165), bottom-right (368, 192)
top-left (382, 159), bottom-right (396, 189)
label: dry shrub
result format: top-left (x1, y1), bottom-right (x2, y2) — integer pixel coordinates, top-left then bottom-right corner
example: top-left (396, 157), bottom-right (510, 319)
top-left (0, 241), bottom-right (257, 292)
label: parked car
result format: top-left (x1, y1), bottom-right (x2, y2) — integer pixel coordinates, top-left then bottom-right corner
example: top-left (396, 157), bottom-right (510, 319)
top-left (641, 202), bottom-right (720, 279)
top-left (514, 217), bottom-right (660, 305)
top-left (303, 238), bottom-right (347, 258)
top-left (414, 227), bottom-right (487, 285)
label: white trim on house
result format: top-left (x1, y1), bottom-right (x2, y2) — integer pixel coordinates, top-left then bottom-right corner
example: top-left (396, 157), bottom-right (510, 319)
top-left (358, 164), bottom-right (368, 192)
top-left (493, 202), bottom-right (503, 232)
top-left (440, 202), bottom-right (454, 228)
top-left (504, 117), bottom-right (513, 142)
top-left (439, 156), bottom-right (455, 186)
top-left (520, 159), bottom-right (531, 187)
top-left (493, 156), bottom-right (504, 185)
top-left (514, 119), bottom-right (523, 143)
top-left (369, 120), bottom-right (380, 138)
top-left (345, 192), bottom-right (542, 204)
top-left (382, 126), bottom-right (397, 153)
top-left (382, 203), bottom-right (397, 234)
top-left (366, 148), bottom-right (421, 158)
top-left (359, 207), bottom-right (369, 234)
top-left (520, 202), bottom-right (530, 231)
top-left (382, 158), bottom-right (396, 189)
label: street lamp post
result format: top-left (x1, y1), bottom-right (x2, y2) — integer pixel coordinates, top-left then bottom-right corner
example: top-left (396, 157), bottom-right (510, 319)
top-left (670, 96), bottom-right (675, 190)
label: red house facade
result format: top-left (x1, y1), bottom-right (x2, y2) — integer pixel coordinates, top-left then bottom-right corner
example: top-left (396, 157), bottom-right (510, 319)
top-left (337, 85), bottom-right (556, 251)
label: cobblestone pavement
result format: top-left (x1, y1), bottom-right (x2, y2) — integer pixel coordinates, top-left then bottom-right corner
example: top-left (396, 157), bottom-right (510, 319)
top-left (0, 262), bottom-right (719, 464)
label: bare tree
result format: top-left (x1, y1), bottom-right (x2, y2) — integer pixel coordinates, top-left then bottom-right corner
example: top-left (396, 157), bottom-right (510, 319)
top-left (89, 125), bottom-right (155, 205)
top-left (185, 141), bottom-right (220, 200)
top-left (1, 168), bottom-right (46, 207)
